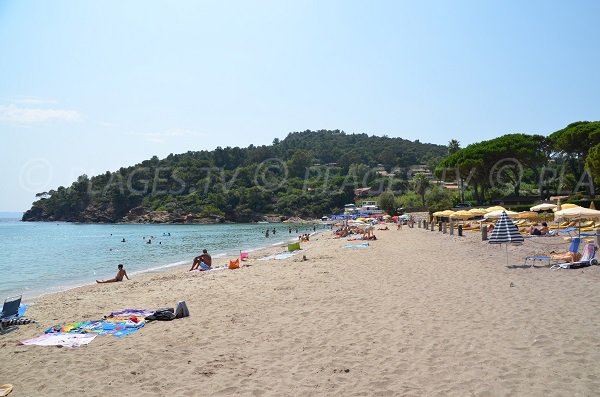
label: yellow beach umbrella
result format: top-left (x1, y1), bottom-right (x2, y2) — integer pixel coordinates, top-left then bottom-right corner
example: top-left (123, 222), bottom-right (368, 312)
top-left (468, 208), bottom-right (487, 215)
top-left (451, 210), bottom-right (474, 220)
top-left (516, 211), bottom-right (539, 219)
top-left (484, 206), bottom-right (506, 213)
top-left (591, 201), bottom-right (596, 210)
top-left (559, 203), bottom-right (579, 211)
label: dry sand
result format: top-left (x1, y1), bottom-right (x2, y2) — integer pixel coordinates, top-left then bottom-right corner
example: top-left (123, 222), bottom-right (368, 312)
top-left (2, 225), bottom-right (600, 396)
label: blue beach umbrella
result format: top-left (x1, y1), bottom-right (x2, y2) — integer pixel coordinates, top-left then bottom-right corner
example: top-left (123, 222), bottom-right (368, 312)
top-left (489, 211), bottom-right (524, 265)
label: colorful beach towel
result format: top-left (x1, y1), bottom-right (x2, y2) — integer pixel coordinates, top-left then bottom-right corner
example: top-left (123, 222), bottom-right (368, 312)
top-left (45, 318), bottom-right (145, 338)
top-left (20, 333), bottom-right (97, 348)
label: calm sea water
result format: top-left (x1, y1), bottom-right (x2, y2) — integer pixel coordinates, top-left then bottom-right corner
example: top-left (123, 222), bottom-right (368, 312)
top-left (0, 217), bottom-right (318, 299)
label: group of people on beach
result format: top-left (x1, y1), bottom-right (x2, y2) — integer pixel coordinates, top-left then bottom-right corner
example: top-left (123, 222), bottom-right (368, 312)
top-left (99, 225), bottom-right (321, 284)
top-left (334, 225), bottom-right (377, 240)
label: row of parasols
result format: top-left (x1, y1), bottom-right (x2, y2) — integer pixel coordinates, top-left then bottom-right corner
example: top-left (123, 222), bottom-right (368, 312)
top-left (433, 203), bottom-right (600, 222)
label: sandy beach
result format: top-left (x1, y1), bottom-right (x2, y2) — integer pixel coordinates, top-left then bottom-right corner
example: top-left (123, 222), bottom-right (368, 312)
top-left (2, 225), bottom-right (600, 396)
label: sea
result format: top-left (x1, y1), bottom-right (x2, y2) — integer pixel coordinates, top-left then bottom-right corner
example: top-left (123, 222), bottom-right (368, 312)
top-left (0, 213), bottom-right (319, 299)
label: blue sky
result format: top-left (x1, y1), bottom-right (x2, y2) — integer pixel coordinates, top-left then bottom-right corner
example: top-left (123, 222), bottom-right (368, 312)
top-left (1, 0), bottom-right (599, 211)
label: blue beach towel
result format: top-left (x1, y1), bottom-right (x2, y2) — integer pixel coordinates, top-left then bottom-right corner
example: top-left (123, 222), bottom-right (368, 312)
top-left (343, 242), bottom-right (369, 248)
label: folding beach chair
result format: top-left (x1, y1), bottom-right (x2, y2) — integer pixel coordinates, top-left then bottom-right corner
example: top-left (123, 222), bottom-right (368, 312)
top-left (525, 237), bottom-right (581, 267)
top-left (1, 295), bottom-right (23, 333)
top-left (551, 243), bottom-right (598, 269)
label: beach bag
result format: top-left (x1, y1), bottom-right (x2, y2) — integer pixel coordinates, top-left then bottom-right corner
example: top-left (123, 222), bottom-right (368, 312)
top-left (229, 258), bottom-right (240, 269)
top-left (175, 301), bottom-right (190, 319)
top-left (145, 308), bottom-right (175, 322)
top-left (288, 242), bottom-right (301, 251)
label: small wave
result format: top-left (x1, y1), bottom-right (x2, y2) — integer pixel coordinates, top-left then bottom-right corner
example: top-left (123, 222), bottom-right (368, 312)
top-left (136, 259), bottom-right (190, 274)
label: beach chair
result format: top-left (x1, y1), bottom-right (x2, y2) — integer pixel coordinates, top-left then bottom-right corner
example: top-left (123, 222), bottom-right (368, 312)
top-left (525, 238), bottom-right (581, 267)
top-left (551, 243), bottom-right (598, 269)
top-left (1, 295), bottom-right (23, 333)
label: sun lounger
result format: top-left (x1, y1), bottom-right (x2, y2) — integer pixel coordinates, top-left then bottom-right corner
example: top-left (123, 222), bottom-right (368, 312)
top-left (551, 243), bottom-right (598, 269)
top-left (525, 238), bottom-right (581, 267)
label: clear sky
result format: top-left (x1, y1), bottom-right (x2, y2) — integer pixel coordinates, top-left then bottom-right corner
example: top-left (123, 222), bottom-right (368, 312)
top-left (1, 0), bottom-right (599, 211)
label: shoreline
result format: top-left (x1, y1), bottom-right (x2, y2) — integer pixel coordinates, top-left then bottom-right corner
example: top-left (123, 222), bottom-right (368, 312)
top-left (21, 229), bottom-right (324, 302)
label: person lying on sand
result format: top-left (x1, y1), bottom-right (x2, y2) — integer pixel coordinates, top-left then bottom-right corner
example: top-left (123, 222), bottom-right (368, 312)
top-left (530, 222), bottom-right (549, 236)
top-left (190, 249), bottom-right (212, 271)
top-left (97, 264), bottom-right (129, 283)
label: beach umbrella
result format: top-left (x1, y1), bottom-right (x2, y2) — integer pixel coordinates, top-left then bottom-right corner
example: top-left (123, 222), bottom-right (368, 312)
top-left (591, 201), bottom-right (596, 210)
top-left (530, 203), bottom-right (557, 211)
top-left (468, 208), bottom-right (488, 215)
top-left (530, 202), bottom-right (557, 223)
top-left (516, 211), bottom-right (539, 219)
top-left (554, 206), bottom-right (600, 219)
top-left (554, 206), bottom-right (600, 221)
top-left (484, 209), bottom-right (518, 220)
top-left (555, 206), bottom-right (600, 236)
top-left (439, 210), bottom-right (455, 217)
top-left (484, 206), bottom-right (506, 213)
top-left (489, 211), bottom-right (524, 265)
top-left (557, 203), bottom-right (579, 211)
top-left (451, 210), bottom-right (474, 220)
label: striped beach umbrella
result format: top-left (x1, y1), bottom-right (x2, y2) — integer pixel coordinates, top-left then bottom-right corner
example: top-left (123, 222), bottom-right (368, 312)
top-left (489, 210), bottom-right (524, 265)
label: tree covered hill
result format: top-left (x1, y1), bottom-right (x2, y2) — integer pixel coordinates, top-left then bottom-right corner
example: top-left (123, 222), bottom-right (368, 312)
top-left (23, 129), bottom-right (447, 223)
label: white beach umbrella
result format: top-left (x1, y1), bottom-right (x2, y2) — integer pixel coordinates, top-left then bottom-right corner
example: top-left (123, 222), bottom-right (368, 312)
top-left (554, 206), bottom-right (600, 220)
top-left (554, 206), bottom-right (600, 236)
top-left (483, 210), bottom-right (518, 220)
top-left (530, 203), bottom-right (557, 211)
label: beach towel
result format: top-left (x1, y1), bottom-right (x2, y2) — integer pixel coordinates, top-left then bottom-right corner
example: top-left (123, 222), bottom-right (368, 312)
top-left (110, 309), bottom-right (155, 317)
top-left (20, 333), bottom-right (97, 348)
top-left (190, 266), bottom-right (227, 272)
top-left (258, 250), bottom-right (303, 261)
top-left (45, 317), bottom-right (145, 337)
top-left (343, 242), bottom-right (369, 248)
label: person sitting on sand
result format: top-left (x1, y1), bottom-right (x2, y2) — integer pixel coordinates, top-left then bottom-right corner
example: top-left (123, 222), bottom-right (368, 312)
top-left (190, 249), bottom-right (212, 271)
top-left (530, 222), bottom-right (549, 236)
top-left (97, 264), bottom-right (129, 283)
top-left (487, 224), bottom-right (495, 234)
